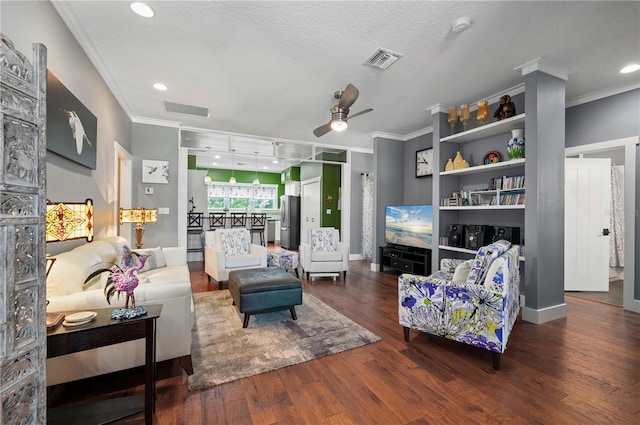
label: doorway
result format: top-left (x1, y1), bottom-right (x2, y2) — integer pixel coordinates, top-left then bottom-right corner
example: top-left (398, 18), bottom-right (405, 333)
top-left (565, 137), bottom-right (638, 311)
top-left (114, 142), bottom-right (132, 236)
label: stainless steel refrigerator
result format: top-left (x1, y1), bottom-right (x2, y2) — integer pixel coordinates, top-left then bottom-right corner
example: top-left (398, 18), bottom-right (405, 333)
top-left (280, 195), bottom-right (300, 249)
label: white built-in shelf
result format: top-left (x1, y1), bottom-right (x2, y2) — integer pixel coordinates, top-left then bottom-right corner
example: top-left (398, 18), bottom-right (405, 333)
top-left (441, 158), bottom-right (525, 176)
top-left (440, 204), bottom-right (525, 210)
top-left (440, 113), bottom-right (525, 144)
top-left (439, 245), bottom-right (525, 262)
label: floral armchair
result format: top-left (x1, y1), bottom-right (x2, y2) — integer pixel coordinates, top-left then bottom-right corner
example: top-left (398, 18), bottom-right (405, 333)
top-left (398, 240), bottom-right (520, 370)
top-left (299, 227), bottom-right (349, 280)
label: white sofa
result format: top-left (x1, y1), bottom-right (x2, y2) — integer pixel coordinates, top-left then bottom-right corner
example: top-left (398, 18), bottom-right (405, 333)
top-left (45, 236), bottom-right (194, 386)
top-left (204, 228), bottom-right (267, 288)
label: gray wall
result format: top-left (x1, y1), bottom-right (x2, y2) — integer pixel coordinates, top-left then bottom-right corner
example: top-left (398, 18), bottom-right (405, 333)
top-left (349, 151), bottom-right (374, 255)
top-left (2, 1), bottom-right (133, 255)
top-left (373, 137), bottom-right (405, 263)
top-left (131, 124), bottom-right (181, 248)
top-left (565, 88), bottom-right (640, 300)
top-left (403, 132), bottom-right (433, 205)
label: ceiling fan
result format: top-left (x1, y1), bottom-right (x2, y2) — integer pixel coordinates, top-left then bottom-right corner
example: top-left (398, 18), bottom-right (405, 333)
top-left (313, 83), bottom-right (373, 137)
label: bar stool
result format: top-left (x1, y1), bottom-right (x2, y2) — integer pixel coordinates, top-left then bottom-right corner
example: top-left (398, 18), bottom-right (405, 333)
top-left (230, 212), bottom-right (247, 228)
top-left (208, 212), bottom-right (226, 230)
top-left (187, 212), bottom-right (204, 254)
top-left (249, 213), bottom-right (267, 246)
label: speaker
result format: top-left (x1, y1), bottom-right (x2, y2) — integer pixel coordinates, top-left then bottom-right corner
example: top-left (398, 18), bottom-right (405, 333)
top-left (447, 224), bottom-right (464, 247)
top-left (491, 226), bottom-right (521, 244)
top-left (465, 225), bottom-right (493, 250)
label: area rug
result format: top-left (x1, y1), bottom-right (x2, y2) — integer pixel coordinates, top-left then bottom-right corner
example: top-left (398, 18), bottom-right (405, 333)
top-left (187, 290), bottom-right (381, 390)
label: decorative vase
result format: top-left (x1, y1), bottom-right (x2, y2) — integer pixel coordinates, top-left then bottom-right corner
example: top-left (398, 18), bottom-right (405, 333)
top-left (507, 129), bottom-right (525, 159)
top-left (444, 158), bottom-right (454, 171)
top-left (448, 225), bottom-right (461, 247)
top-left (453, 151), bottom-right (468, 169)
top-left (476, 100), bottom-right (489, 123)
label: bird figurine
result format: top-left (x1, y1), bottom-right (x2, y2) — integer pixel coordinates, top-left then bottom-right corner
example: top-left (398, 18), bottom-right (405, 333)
top-left (63, 109), bottom-right (93, 155)
top-left (104, 248), bottom-right (148, 310)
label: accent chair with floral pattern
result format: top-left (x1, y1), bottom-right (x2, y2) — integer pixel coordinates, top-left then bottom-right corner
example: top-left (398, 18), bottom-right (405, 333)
top-left (398, 240), bottom-right (520, 370)
top-left (299, 227), bottom-right (349, 280)
top-left (204, 228), bottom-right (267, 289)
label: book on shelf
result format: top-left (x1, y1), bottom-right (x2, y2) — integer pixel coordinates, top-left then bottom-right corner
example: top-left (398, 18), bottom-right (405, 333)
top-left (488, 174), bottom-right (525, 191)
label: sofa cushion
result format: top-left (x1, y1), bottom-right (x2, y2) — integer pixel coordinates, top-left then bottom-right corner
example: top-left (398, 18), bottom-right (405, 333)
top-left (47, 249), bottom-right (105, 297)
top-left (141, 265), bottom-right (189, 285)
top-left (226, 253), bottom-right (262, 268)
top-left (466, 240), bottom-right (511, 285)
top-left (310, 250), bottom-right (343, 262)
top-left (133, 247), bottom-right (167, 272)
top-left (452, 259), bottom-right (474, 283)
top-left (311, 229), bottom-right (335, 252)
top-left (221, 231), bottom-right (249, 256)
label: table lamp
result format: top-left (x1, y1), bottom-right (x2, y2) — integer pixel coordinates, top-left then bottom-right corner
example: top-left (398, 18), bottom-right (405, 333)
top-left (119, 207), bottom-right (157, 249)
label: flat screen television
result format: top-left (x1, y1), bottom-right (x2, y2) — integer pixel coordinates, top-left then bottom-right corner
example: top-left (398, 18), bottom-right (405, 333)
top-left (385, 204), bottom-right (433, 250)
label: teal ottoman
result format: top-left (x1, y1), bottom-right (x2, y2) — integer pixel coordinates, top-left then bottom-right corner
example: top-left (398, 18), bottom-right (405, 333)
top-left (228, 267), bottom-right (303, 328)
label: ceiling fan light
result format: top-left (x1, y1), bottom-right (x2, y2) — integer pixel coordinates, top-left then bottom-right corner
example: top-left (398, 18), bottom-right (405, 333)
top-left (331, 119), bottom-right (348, 132)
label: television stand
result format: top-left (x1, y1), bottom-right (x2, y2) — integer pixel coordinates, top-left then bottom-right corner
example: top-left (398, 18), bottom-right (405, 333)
top-left (379, 245), bottom-right (431, 275)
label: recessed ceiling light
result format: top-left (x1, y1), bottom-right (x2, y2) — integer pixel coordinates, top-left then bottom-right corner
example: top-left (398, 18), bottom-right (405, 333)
top-left (272, 160), bottom-right (279, 164)
top-left (263, 166), bottom-right (269, 170)
top-left (451, 17), bottom-right (472, 33)
top-left (153, 82), bottom-right (167, 91)
top-left (620, 64), bottom-right (640, 73)
top-left (130, 2), bottom-right (154, 18)
top-left (214, 155), bottom-right (220, 159)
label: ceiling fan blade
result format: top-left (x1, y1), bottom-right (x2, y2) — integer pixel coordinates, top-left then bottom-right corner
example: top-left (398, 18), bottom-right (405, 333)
top-left (349, 108), bottom-right (373, 119)
top-left (338, 83), bottom-right (359, 110)
top-left (313, 122), bottom-right (333, 138)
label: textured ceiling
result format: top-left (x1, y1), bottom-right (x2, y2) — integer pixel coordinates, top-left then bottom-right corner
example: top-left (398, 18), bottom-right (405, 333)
top-left (53, 1), bottom-right (640, 169)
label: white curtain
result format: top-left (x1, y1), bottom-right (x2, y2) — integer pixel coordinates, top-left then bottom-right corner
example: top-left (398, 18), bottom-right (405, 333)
top-left (609, 165), bottom-right (624, 267)
top-left (361, 173), bottom-right (374, 260)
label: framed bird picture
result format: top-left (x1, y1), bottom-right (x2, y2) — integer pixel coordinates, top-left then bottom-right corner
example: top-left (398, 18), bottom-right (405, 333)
top-left (46, 71), bottom-right (98, 169)
top-left (416, 148), bottom-right (433, 177)
top-left (142, 160), bottom-right (170, 184)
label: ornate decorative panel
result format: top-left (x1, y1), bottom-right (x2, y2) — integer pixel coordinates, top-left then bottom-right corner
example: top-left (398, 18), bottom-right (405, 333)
top-left (0, 33), bottom-right (47, 424)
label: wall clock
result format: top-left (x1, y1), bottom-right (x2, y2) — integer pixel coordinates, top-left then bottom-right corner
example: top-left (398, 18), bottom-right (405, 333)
top-left (416, 148), bottom-right (433, 177)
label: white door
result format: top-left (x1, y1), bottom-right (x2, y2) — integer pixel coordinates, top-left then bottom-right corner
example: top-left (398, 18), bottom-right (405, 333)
top-left (301, 177), bottom-right (321, 242)
top-left (564, 158), bottom-right (611, 291)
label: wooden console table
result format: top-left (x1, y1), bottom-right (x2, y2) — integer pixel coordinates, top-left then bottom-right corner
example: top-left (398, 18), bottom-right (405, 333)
top-left (47, 304), bottom-right (162, 425)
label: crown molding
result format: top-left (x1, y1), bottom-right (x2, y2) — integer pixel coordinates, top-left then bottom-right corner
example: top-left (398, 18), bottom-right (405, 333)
top-left (515, 57), bottom-right (568, 81)
top-left (566, 82), bottom-right (640, 108)
top-left (132, 116), bottom-right (182, 128)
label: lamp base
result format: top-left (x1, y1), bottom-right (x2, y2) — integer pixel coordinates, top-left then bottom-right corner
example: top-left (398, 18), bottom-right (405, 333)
top-left (133, 226), bottom-right (145, 249)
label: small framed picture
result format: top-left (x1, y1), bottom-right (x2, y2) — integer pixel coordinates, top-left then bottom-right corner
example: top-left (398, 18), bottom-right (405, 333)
top-left (142, 160), bottom-right (170, 184)
top-left (416, 148), bottom-right (433, 177)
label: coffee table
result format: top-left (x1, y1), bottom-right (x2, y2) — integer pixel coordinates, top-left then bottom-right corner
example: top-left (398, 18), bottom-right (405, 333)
top-left (267, 249), bottom-right (299, 277)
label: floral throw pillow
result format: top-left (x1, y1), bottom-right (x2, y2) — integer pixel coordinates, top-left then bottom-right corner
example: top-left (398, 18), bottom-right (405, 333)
top-left (465, 240), bottom-right (511, 285)
top-left (311, 229), bottom-right (335, 252)
top-left (222, 231), bottom-right (248, 256)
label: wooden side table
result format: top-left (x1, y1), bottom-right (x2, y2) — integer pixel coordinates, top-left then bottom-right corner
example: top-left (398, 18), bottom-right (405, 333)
top-left (47, 304), bottom-right (162, 425)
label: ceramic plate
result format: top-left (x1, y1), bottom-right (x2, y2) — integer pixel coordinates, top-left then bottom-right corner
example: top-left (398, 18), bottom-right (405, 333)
top-left (62, 317), bottom-right (94, 327)
top-left (65, 311), bottom-right (97, 323)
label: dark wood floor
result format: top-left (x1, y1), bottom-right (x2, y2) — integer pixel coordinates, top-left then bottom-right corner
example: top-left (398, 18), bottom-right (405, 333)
top-left (47, 259), bottom-right (640, 424)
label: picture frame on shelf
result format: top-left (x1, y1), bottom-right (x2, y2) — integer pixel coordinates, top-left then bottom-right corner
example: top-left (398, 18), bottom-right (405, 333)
top-left (416, 148), bottom-right (433, 177)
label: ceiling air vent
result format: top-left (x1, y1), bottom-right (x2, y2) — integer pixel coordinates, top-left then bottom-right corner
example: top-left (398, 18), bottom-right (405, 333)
top-left (164, 101), bottom-right (209, 118)
top-left (362, 48), bottom-right (403, 70)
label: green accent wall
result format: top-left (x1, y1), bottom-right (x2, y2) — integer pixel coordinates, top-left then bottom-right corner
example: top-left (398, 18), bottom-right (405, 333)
top-left (189, 155), bottom-right (285, 204)
top-left (322, 163), bottom-right (341, 229)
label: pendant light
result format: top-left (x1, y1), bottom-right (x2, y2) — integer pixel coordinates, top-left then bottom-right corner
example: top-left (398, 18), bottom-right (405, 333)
top-left (252, 151), bottom-right (260, 186)
top-left (229, 149), bottom-right (237, 184)
top-left (203, 147), bottom-right (212, 185)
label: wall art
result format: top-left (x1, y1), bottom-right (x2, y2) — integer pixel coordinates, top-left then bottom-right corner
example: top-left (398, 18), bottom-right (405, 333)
top-left (46, 70), bottom-right (97, 169)
top-left (142, 159), bottom-right (169, 184)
